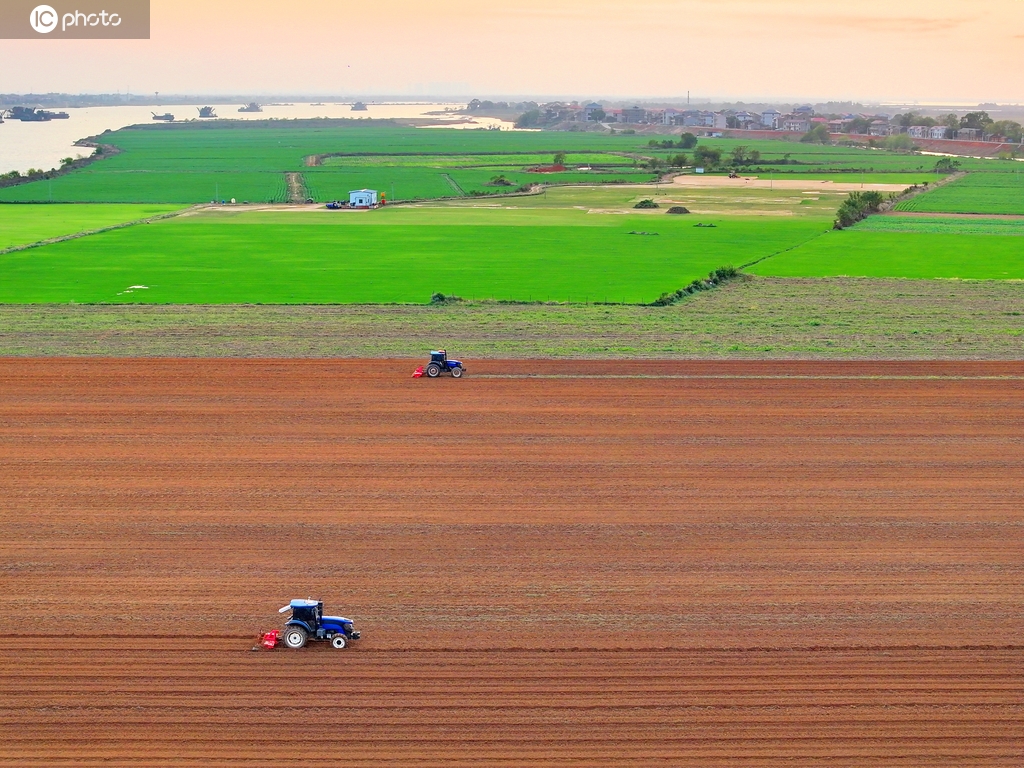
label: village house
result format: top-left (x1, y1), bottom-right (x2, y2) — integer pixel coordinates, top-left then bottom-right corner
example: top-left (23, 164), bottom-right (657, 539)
top-left (734, 111), bottom-right (761, 129)
top-left (761, 109), bottom-right (782, 129)
top-left (781, 115), bottom-right (811, 132)
top-left (956, 127), bottom-right (982, 140)
top-left (662, 108), bottom-right (682, 126)
top-left (583, 103), bottom-right (604, 122)
top-left (869, 120), bottom-right (892, 137)
top-left (929, 125), bottom-right (950, 140)
top-left (620, 106), bottom-right (649, 124)
top-left (907, 126), bottom-right (930, 139)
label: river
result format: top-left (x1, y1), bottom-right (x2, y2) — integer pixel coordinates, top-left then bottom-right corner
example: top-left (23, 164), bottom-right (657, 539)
top-left (0, 102), bottom-right (511, 174)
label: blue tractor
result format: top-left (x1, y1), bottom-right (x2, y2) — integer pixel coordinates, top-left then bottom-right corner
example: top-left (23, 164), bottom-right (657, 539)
top-left (417, 349), bottom-right (465, 379)
top-left (279, 599), bottom-right (361, 649)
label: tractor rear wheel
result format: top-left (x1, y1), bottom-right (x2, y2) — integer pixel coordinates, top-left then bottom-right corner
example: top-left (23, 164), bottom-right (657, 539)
top-left (426, 364), bottom-right (441, 378)
top-left (451, 366), bottom-right (463, 378)
top-left (283, 627), bottom-right (308, 649)
top-left (331, 635), bottom-right (347, 649)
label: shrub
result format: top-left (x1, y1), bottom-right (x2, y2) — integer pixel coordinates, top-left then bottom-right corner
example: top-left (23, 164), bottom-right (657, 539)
top-left (430, 292), bottom-right (463, 304)
top-left (883, 134), bottom-right (914, 152)
top-left (634, 199), bottom-right (659, 209)
top-left (834, 190), bottom-right (886, 229)
top-left (679, 132), bottom-right (698, 149)
top-left (801, 124), bottom-right (831, 144)
top-left (693, 146), bottom-right (722, 169)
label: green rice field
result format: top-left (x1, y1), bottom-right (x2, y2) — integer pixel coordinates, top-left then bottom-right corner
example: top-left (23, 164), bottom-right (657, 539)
top-left (1, 122), bottom-right (1022, 308)
top-left (654, 138), bottom-right (1006, 173)
top-left (855, 215), bottom-right (1024, 236)
top-left (750, 229), bottom-right (1024, 280)
top-left (0, 121), bottom-right (958, 205)
top-left (0, 204), bottom-right (183, 250)
top-left (895, 171), bottom-right (1024, 215)
top-left (0, 206), bottom-right (829, 303)
top-left (0, 122), bottom-right (657, 204)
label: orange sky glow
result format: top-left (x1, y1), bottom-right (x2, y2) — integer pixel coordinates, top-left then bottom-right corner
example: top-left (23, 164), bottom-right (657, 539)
top-left (4, 0), bottom-right (1023, 102)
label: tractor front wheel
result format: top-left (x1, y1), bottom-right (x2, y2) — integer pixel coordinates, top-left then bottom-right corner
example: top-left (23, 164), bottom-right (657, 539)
top-left (451, 366), bottom-right (463, 378)
top-left (331, 635), bottom-right (347, 649)
top-left (426, 364), bottom-right (442, 378)
top-left (283, 627), bottom-right (308, 649)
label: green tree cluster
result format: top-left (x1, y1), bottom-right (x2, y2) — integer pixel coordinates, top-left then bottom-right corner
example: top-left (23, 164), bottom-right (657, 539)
top-left (801, 124), bottom-right (831, 144)
top-left (729, 146), bottom-right (761, 166)
top-left (515, 110), bottom-right (542, 128)
top-left (835, 190), bottom-right (886, 229)
top-left (647, 133), bottom-right (699, 150)
top-left (883, 134), bottom-right (914, 152)
top-left (693, 146), bottom-right (722, 169)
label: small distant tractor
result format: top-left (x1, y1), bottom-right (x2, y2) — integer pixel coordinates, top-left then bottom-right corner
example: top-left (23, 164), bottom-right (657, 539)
top-left (276, 599), bottom-right (361, 650)
top-left (413, 350), bottom-right (465, 379)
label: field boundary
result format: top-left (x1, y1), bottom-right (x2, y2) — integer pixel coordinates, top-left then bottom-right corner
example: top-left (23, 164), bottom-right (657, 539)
top-left (304, 150), bottom-right (639, 167)
top-left (441, 173), bottom-right (466, 197)
top-left (738, 229), bottom-right (831, 270)
top-left (0, 205), bottom-right (202, 256)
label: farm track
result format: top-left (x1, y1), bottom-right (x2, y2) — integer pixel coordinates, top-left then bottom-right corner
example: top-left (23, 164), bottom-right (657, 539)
top-left (1, 359), bottom-right (1022, 764)
top-left (442, 172), bottom-right (467, 196)
top-left (285, 172), bottom-right (307, 203)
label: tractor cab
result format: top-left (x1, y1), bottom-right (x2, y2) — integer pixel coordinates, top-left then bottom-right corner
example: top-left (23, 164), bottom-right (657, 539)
top-left (430, 350), bottom-right (449, 366)
top-left (286, 598), bottom-right (322, 629)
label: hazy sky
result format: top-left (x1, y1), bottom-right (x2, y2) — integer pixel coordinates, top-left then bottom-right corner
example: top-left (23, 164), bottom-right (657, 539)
top-left (4, 0), bottom-right (1024, 102)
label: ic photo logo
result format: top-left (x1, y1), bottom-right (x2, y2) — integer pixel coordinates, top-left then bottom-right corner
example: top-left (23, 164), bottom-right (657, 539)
top-left (30, 4), bottom-right (58, 33)
top-left (29, 5), bottom-right (124, 34)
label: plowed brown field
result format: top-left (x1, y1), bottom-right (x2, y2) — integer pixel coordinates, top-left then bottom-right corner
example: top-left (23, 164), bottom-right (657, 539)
top-left (1, 359), bottom-right (1022, 766)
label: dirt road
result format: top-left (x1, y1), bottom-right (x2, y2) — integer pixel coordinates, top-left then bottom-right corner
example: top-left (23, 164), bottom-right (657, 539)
top-left (1, 359), bottom-right (1021, 765)
top-left (670, 175), bottom-right (910, 192)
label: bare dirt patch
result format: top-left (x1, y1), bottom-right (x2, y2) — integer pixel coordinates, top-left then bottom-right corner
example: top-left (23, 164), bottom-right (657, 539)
top-left (1, 359), bottom-right (1021, 765)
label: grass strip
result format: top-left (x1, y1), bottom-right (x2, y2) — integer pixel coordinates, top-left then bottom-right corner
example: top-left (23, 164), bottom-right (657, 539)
top-left (0, 277), bottom-right (1020, 359)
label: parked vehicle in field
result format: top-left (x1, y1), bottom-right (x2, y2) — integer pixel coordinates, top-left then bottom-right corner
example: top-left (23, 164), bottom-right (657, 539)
top-left (412, 350), bottom-right (465, 379)
top-left (278, 599), bottom-right (361, 649)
